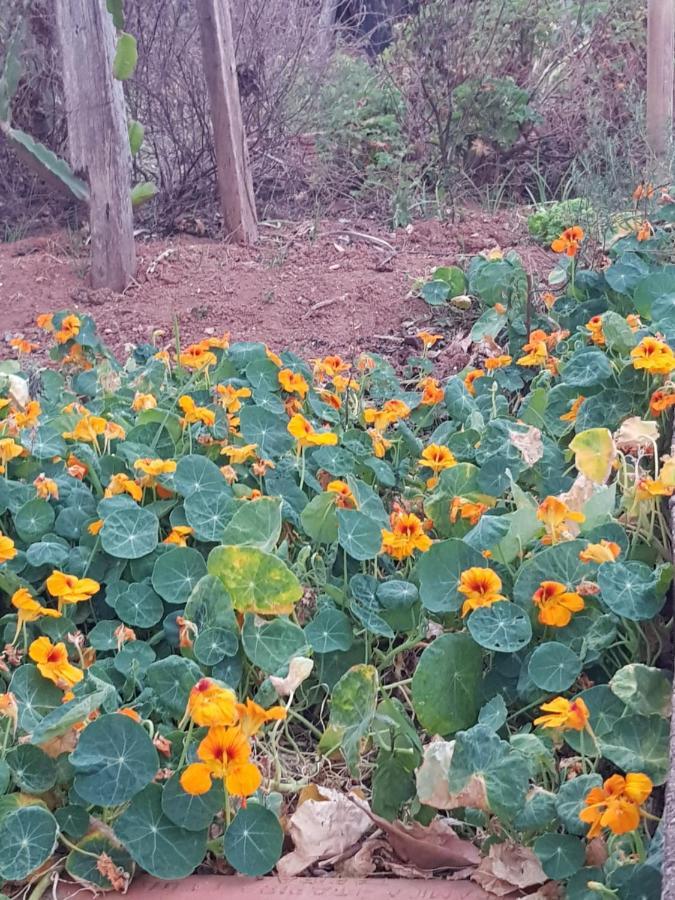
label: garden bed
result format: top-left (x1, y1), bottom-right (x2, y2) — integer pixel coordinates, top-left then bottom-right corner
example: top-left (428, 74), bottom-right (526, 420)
top-left (0, 195), bottom-right (673, 899)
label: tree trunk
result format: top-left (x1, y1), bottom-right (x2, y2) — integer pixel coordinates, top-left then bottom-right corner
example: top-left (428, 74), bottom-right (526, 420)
top-left (56, 0), bottom-right (136, 292)
top-left (646, 0), bottom-right (674, 160)
top-left (196, 0), bottom-right (258, 244)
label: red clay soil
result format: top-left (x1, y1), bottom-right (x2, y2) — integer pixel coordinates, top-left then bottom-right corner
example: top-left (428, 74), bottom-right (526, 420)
top-left (0, 208), bottom-right (551, 371)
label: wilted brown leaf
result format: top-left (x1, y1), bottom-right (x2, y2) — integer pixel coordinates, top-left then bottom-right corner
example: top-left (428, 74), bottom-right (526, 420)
top-left (614, 416), bottom-right (659, 452)
top-left (270, 656), bottom-right (314, 697)
top-left (416, 740), bottom-right (488, 812)
top-left (509, 425), bottom-right (544, 467)
top-left (472, 842), bottom-right (547, 895)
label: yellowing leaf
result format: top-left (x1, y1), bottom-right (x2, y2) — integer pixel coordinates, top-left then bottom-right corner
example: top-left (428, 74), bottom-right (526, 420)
top-left (569, 428), bottom-right (616, 484)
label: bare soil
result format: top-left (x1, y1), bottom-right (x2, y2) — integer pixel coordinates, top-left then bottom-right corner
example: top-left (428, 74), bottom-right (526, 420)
top-left (0, 208), bottom-right (551, 372)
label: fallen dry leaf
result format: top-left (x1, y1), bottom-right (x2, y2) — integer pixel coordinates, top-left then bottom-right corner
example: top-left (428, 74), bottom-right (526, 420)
top-left (352, 796), bottom-right (480, 870)
top-left (614, 416), bottom-right (659, 452)
top-left (472, 842), bottom-right (547, 895)
top-left (270, 656), bottom-right (314, 697)
top-left (585, 836), bottom-right (608, 868)
top-left (277, 786), bottom-right (372, 876)
top-left (509, 425), bottom-right (544, 467)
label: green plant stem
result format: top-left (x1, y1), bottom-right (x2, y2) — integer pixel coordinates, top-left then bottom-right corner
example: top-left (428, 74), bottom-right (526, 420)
top-left (287, 709), bottom-right (322, 739)
top-left (177, 719), bottom-right (194, 768)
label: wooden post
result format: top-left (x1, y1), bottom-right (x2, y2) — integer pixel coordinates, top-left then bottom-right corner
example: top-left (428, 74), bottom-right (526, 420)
top-left (55, 0), bottom-right (136, 292)
top-left (196, 0), bottom-right (258, 244)
top-left (646, 0), bottom-right (675, 159)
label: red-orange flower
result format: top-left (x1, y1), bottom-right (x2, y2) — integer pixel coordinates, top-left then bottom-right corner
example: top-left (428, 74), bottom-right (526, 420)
top-left (458, 567), bottom-right (506, 617)
top-left (551, 226), bottom-right (584, 257)
top-left (380, 512), bottom-right (432, 560)
top-left (532, 581), bottom-right (584, 627)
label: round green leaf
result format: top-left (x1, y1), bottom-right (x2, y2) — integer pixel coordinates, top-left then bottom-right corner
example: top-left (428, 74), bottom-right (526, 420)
top-left (239, 406), bottom-right (294, 458)
top-left (114, 641), bottom-right (156, 677)
top-left (415, 538), bottom-right (485, 613)
top-left (556, 774), bottom-right (602, 836)
top-left (184, 490), bottom-right (235, 541)
top-left (609, 664), bottom-right (671, 717)
top-left (528, 642), bottom-right (581, 692)
top-left (55, 805), bottom-right (90, 839)
top-left (224, 803), bottom-right (283, 876)
top-left (193, 626), bottom-right (238, 665)
top-left (513, 541), bottom-right (589, 607)
top-left (305, 608), bottom-right (354, 653)
top-left (534, 833), bottom-right (585, 880)
top-left (70, 713), bottom-right (159, 806)
top-left (241, 615), bottom-right (308, 674)
top-left (174, 454), bottom-right (229, 497)
top-left (152, 547), bottom-right (207, 605)
top-left (65, 831), bottom-right (134, 890)
top-left (0, 806), bottom-right (58, 880)
top-left (26, 541), bottom-right (69, 568)
top-left (564, 685), bottom-right (626, 755)
top-left (467, 602), bottom-right (532, 653)
top-left (411, 633), bottom-right (482, 735)
top-left (598, 561), bottom-right (665, 621)
top-left (115, 784), bottom-right (207, 879)
top-left (222, 497), bottom-right (282, 552)
top-left (208, 545), bottom-right (302, 615)
top-left (184, 574), bottom-right (237, 631)
top-left (162, 771), bottom-right (223, 831)
top-left (300, 492), bottom-right (339, 543)
top-left (114, 581), bottom-right (164, 627)
top-left (101, 506), bottom-right (159, 559)
top-left (10, 664), bottom-right (63, 733)
top-left (337, 509), bottom-right (382, 561)
top-left (14, 499), bottom-right (55, 542)
top-left (599, 714), bottom-right (670, 785)
top-left (146, 656), bottom-right (202, 718)
top-left (6, 744), bottom-right (57, 793)
top-left (561, 349), bottom-right (612, 387)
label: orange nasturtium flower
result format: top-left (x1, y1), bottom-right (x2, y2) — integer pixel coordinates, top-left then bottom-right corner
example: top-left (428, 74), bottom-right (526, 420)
top-left (533, 696), bottom-right (590, 731)
top-left (517, 331), bottom-right (551, 369)
top-left (180, 726), bottom-right (262, 798)
top-left (287, 414), bottom-right (338, 448)
top-left (380, 512), bottom-right (432, 561)
top-left (560, 396), bottom-right (585, 422)
top-left (63, 414), bottom-right (107, 443)
top-left (66, 453), bottom-right (88, 480)
top-left (579, 773), bottom-right (653, 839)
top-left (551, 226), bottom-right (584, 257)
top-left (537, 496), bottom-right (585, 544)
top-left (313, 355), bottom-right (349, 381)
top-left (185, 678), bottom-right (237, 727)
top-left (458, 567), bottom-right (506, 617)
top-left (29, 636), bottom-right (82, 688)
top-left (235, 698), bottom-right (286, 739)
top-left (11, 588), bottom-right (61, 634)
top-left (631, 337), bottom-right (675, 376)
top-left (464, 369), bottom-right (485, 396)
top-left (579, 540), bottom-right (621, 564)
top-left (363, 399), bottom-right (411, 431)
top-left (0, 533), bottom-right (17, 563)
top-left (105, 472), bottom-right (143, 502)
top-left (54, 314), bottom-right (81, 344)
top-left (132, 392), bottom-right (157, 412)
top-left (418, 376), bottom-right (444, 405)
top-left (278, 369), bottom-right (309, 398)
top-left (626, 314), bottom-right (642, 332)
top-left (134, 458), bottom-right (177, 488)
top-left (12, 400), bottom-right (42, 431)
top-left (419, 444), bottom-right (456, 488)
top-left (532, 581), bottom-right (584, 627)
top-left (0, 693), bottom-right (18, 733)
top-left (585, 316), bottom-right (605, 347)
top-left (33, 473), bottom-right (59, 500)
top-left (36, 313), bottom-right (54, 332)
top-left (220, 443), bottom-right (258, 464)
top-left (484, 355), bottom-right (512, 371)
top-left (326, 480), bottom-right (356, 508)
top-left (417, 331), bottom-right (443, 350)
top-left (367, 429), bottom-right (392, 459)
top-left (0, 437), bottom-right (24, 472)
top-left (179, 395), bottom-right (216, 427)
top-left (216, 384), bottom-right (252, 414)
top-left (317, 388), bottom-right (342, 410)
top-left (46, 571), bottom-right (100, 611)
top-left (633, 182), bottom-right (655, 202)
top-left (9, 337), bottom-right (39, 355)
top-left (178, 344), bottom-right (217, 370)
top-left (164, 526), bottom-right (194, 547)
top-left (450, 496), bottom-right (489, 526)
top-left (635, 221), bottom-right (653, 242)
top-left (541, 292), bottom-right (557, 310)
top-left (88, 519), bottom-right (104, 536)
top-left (650, 389), bottom-right (675, 417)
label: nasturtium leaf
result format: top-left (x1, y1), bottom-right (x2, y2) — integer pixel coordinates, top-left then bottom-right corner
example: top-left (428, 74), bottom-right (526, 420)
top-left (513, 788), bottom-right (558, 831)
top-left (184, 574), bottom-right (237, 631)
top-left (411, 633), bottom-right (482, 735)
top-left (208, 545), bottom-right (302, 614)
top-left (114, 641), bottom-right (156, 678)
top-left (30, 689), bottom-right (108, 745)
top-left (21, 425), bottom-right (67, 460)
top-left (528, 642), bottom-right (581, 692)
top-left (14, 499), bottom-right (55, 542)
top-left (224, 803), bottom-right (283, 876)
top-left (556, 774), bottom-right (602, 836)
top-left (633, 271), bottom-right (675, 318)
top-left (468, 602), bottom-right (532, 653)
top-left (564, 685), bottom-right (625, 755)
top-left (101, 505), bottom-right (159, 559)
top-left (162, 771), bottom-right (222, 831)
top-left (337, 509), bottom-right (382, 560)
top-left (415, 538), bottom-right (485, 613)
top-left (534, 833), bottom-right (585, 880)
top-left (492, 505), bottom-right (542, 564)
top-left (448, 724), bottom-right (530, 817)
top-left (70, 714), bottom-right (159, 806)
top-left (222, 497), bottom-right (282, 551)
top-left (377, 579), bottom-right (418, 608)
top-left (146, 656), bottom-right (203, 718)
top-left (608, 861), bottom-right (662, 898)
top-left (575, 391), bottom-right (634, 432)
top-left (372, 697), bottom-right (422, 763)
top-left (55, 805), bottom-right (90, 839)
top-left (115, 784), bottom-right (207, 879)
top-left (372, 756), bottom-right (416, 821)
top-left (65, 831), bottom-right (135, 890)
top-left (478, 694), bottom-right (508, 731)
top-left (184, 490), bottom-right (234, 541)
top-left (174, 454), bottom-right (228, 498)
top-left (114, 581), bottom-right (164, 627)
top-left (240, 406), bottom-right (294, 458)
top-left (26, 540), bottom-right (69, 568)
top-left (513, 541), bottom-right (589, 607)
top-left (565, 868), bottom-right (607, 900)
top-left (601, 311), bottom-right (637, 352)
top-left (464, 515), bottom-right (510, 553)
top-left (152, 546), bottom-right (207, 605)
top-left (193, 627), bottom-right (238, 665)
top-left (301, 492), bottom-right (339, 543)
top-left (604, 259), bottom-right (649, 295)
top-left (599, 714), bottom-right (670, 784)
top-left (6, 744), bottom-right (57, 793)
top-left (241, 615), bottom-right (308, 674)
top-left (0, 806), bottom-right (58, 880)
top-left (562, 349), bottom-right (612, 387)
top-left (420, 279), bottom-right (450, 306)
top-left (597, 560), bottom-right (666, 621)
top-left (609, 664), bottom-right (671, 716)
top-left (305, 607), bottom-right (354, 653)
top-left (326, 664), bottom-right (378, 772)
top-left (569, 428), bottom-right (616, 484)
top-left (10, 664), bottom-right (63, 732)
top-left (113, 32), bottom-right (137, 80)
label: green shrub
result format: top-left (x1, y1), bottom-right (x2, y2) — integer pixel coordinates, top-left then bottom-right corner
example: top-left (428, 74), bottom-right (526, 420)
top-left (528, 199), bottom-right (596, 245)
